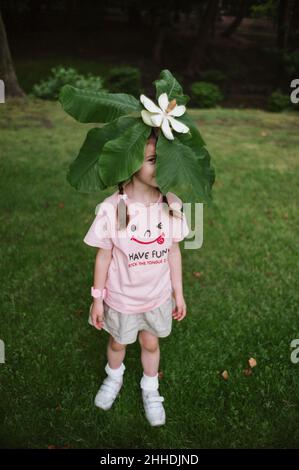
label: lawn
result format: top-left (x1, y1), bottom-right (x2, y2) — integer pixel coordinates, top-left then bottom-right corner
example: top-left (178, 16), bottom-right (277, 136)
top-left (0, 98), bottom-right (298, 448)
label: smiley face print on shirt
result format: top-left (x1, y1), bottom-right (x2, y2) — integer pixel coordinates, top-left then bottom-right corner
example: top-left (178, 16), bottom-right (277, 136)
top-left (118, 203), bottom-right (171, 268)
top-left (130, 220), bottom-right (165, 245)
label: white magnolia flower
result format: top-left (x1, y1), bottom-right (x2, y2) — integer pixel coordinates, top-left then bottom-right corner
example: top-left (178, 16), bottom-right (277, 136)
top-left (140, 92), bottom-right (190, 140)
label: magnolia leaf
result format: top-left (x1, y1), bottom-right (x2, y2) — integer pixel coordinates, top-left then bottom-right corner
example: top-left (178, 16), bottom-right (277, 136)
top-left (156, 133), bottom-right (213, 204)
top-left (177, 112), bottom-right (206, 147)
top-left (175, 116), bottom-right (215, 198)
top-left (67, 116), bottom-right (138, 192)
top-left (199, 147), bottom-right (216, 198)
top-left (154, 69), bottom-right (190, 106)
top-left (59, 85), bottom-right (142, 123)
top-left (99, 120), bottom-right (152, 186)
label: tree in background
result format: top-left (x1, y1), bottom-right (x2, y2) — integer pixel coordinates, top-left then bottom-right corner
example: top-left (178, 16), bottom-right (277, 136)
top-left (0, 9), bottom-right (24, 97)
top-left (186, 0), bottom-right (220, 77)
top-left (221, 0), bottom-right (248, 38)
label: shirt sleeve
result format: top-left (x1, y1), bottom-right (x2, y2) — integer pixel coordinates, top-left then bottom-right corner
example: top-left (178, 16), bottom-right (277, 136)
top-left (83, 203), bottom-right (113, 249)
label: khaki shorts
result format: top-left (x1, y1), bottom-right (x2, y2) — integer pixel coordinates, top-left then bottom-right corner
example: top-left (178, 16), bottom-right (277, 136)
top-left (88, 295), bottom-right (176, 345)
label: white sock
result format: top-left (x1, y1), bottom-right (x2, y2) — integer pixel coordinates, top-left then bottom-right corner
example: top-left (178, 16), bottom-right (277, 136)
top-left (140, 372), bottom-right (159, 391)
top-left (105, 362), bottom-right (126, 380)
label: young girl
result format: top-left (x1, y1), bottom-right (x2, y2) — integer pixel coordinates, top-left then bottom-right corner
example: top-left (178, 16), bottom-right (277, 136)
top-left (83, 128), bottom-right (190, 427)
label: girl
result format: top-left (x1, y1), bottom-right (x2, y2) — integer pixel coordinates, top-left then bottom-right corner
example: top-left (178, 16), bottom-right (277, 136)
top-left (84, 128), bottom-right (190, 427)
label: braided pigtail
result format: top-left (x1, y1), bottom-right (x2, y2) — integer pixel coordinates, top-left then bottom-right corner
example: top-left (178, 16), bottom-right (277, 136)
top-left (117, 181), bottom-right (130, 230)
top-left (161, 193), bottom-right (183, 219)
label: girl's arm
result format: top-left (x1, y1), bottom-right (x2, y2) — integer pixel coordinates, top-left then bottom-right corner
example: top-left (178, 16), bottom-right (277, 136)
top-left (168, 242), bottom-right (183, 295)
top-left (168, 242), bottom-right (187, 320)
top-left (90, 247), bottom-right (112, 330)
top-left (93, 247), bottom-right (112, 305)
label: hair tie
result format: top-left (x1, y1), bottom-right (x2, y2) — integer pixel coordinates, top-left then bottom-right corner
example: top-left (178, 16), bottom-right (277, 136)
top-left (119, 194), bottom-right (128, 201)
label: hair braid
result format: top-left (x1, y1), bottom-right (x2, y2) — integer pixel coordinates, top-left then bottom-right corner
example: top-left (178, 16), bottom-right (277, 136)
top-left (117, 181), bottom-right (130, 230)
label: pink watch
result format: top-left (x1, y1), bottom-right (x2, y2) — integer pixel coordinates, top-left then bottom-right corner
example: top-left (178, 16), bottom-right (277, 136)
top-left (91, 286), bottom-right (107, 300)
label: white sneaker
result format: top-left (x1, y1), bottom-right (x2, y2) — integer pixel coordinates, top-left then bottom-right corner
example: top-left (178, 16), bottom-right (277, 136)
top-left (94, 376), bottom-right (124, 411)
top-left (142, 389), bottom-right (166, 426)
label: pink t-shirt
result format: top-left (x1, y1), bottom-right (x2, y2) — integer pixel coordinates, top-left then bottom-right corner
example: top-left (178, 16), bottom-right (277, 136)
top-left (83, 190), bottom-right (190, 314)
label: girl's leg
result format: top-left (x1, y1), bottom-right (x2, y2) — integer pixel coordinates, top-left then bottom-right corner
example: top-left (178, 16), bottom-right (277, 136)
top-left (107, 334), bottom-right (127, 369)
top-left (139, 331), bottom-right (165, 426)
top-left (95, 335), bottom-right (126, 410)
top-left (138, 330), bottom-right (160, 376)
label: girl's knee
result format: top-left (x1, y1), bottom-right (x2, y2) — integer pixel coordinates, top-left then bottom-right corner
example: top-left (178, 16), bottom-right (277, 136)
top-left (109, 335), bottom-right (127, 351)
top-left (138, 331), bottom-right (159, 352)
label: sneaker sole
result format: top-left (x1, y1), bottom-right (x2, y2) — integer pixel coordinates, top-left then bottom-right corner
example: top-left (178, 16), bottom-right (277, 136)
top-left (145, 415), bottom-right (166, 426)
top-left (95, 400), bottom-right (113, 411)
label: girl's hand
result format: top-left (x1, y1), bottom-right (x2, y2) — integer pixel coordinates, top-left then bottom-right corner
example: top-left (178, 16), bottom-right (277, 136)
top-left (91, 300), bottom-right (105, 330)
top-left (172, 293), bottom-right (187, 321)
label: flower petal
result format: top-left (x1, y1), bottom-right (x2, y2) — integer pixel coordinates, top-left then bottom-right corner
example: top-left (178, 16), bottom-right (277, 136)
top-left (158, 92), bottom-right (169, 112)
top-left (140, 94), bottom-right (162, 114)
top-left (168, 116), bottom-right (190, 133)
top-left (141, 109), bottom-right (155, 126)
top-left (168, 104), bottom-right (186, 117)
top-left (161, 117), bottom-right (174, 140)
top-left (150, 113), bottom-right (163, 127)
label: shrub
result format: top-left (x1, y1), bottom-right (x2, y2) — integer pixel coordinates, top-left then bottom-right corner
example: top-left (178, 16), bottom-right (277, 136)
top-left (191, 81), bottom-right (224, 108)
top-left (200, 69), bottom-right (228, 84)
top-left (32, 66), bottom-right (106, 100)
top-left (105, 66), bottom-right (142, 97)
top-left (282, 51), bottom-right (299, 78)
top-left (267, 90), bottom-right (292, 112)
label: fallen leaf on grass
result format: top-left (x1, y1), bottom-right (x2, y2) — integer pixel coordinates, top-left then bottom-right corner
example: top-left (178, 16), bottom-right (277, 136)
top-left (248, 357), bottom-right (257, 368)
top-left (243, 368), bottom-right (253, 376)
top-left (74, 308), bottom-right (84, 317)
top-left (193, 272), bottom-right (203, 278)
top-left (48, 444), bottom-right (71, 449)
top-left (221, 370), bottom-right (229, 380)
top-left (265, 271), bottom-right (274, 277)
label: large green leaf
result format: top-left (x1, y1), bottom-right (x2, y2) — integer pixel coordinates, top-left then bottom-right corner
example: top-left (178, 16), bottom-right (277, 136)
top-left (67, 116), bottom-right (138, 192)
top-left (153, 69), bottom-right (190, 106)
top-left (59, 84), bottom-right (142, 123)
top-left (156, 133), bottom-right (214, 204)
top-left (177, 112), bottom-right (206, 148)
top-left (99, 119), bottom-right (152, 186)
top-left (200, 148), bottom-right (216, 196)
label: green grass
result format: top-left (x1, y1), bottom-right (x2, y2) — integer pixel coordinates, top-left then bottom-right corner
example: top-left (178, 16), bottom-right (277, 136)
top-left (0, 98), bottom-right (298, 448)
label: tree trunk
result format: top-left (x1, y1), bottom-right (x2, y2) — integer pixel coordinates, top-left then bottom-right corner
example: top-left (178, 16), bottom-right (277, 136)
top-left (152, 9), bottom-right (172, 66)
top-left (153, 27), bottom-right (166, 65)
top-left (277, 0), bottom-right (291, 50)
top-left (186, 0), bottom-right (220, 78)
top-left (289, 0), bottom-right (299, 50)
top-left (0, 9), bottom-right (25, 98)
top-left (221, 0), bottom-right (247, 38)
